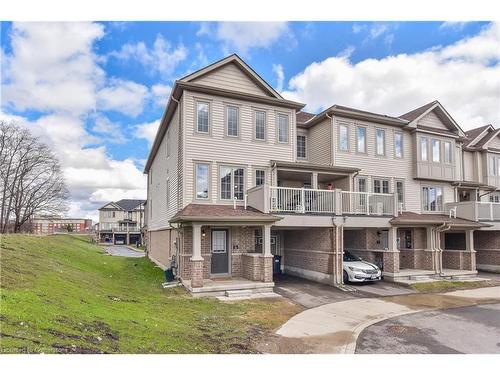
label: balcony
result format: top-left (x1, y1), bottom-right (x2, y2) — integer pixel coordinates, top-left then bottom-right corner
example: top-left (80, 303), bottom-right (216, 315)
top-left (445, 201), bottom-right (500, 222)
top-left (247, 185), bottom-right (397, 216)
top-left (99, 224), bottom-right (141, 232)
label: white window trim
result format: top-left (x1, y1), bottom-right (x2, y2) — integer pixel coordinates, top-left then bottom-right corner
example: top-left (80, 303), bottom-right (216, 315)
top-left (339, 123), bottom-right (350, 152)
top-left (356, 126), bottom-right (367, 154)
top-left (355, 175), bottom-right (368, 192)
top-left (194, 162), bottom-right (211, 201)
top-left (422, 185), bottom-right (444, 212)
top-left (375, 128), bottom-right (386, 156)
top-left (253, 109), bottom-right (267, 142)
top-left (225, 104), bottom-right (240, 138)
top-left (420, 137), bottom-right (429, 162)
top-left (395, 179), bottom-right (405, 210)
top-left (219, 165), bottom-right (246, 201)
top-left (276, 113), bottom-right (290, 144)
top-left (432, 138), bottom-right (441, 163)
top-left (195, 100), bottom-right (211, 135)
top-left (372, 177), bottom-right (390, 194)
top-left (394, 132), bottom-right (403, 159)
top-left (443, 141), bottom-right (452, 164)
top-left (255, 169), bottom-right (266, 187)
top-left (297, 134), bottom-right (307, 159)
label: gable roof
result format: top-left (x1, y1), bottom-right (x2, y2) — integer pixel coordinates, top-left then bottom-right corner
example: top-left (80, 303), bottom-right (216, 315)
top-left (296, 111), bottom-right (316, 124)
top-left (399, 100), bottom-right (465, 136)
top-left (179, 54), bottom-right (283, 99)
top-left (474, 128), bottom-right (500, 149)
top-left (114, 199), bottom-right (146, 211)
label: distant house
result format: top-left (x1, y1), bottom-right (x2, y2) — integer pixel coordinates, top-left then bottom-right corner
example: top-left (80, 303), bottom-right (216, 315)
top-left (32, 216), bottom-right (93, 235)
top-left (97, 199), bottom-right (145, 245)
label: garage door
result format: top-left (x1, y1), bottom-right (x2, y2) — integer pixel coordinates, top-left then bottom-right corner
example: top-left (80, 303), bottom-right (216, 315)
top-left (114, 234), bottom-right (127, 245)
top-left (129, 234), bottom-right (141, 245)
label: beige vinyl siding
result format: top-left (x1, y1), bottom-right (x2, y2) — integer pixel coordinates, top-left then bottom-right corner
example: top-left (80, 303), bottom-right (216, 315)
top-left (182, 89), bottom-right (295, 205)
top-left (191, 62), bottom-right (270, 97)
top-left (463, 151), bottom-right (475, 182)
top-left (489, 135), bottom-right (500, 149)
top-left (148, 106), bottom-right (180, 230)
top-left (418, 111), bottom-right (450, 131)
top-left (307, 118), bottom-right (332, 165)
top-left (332, 115), bottom-right (422, 213)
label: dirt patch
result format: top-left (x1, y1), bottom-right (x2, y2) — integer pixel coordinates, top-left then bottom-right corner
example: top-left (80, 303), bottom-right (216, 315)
top-left (51, 343), bottom-right (103, 354)
top-left (46, 328), bottom-right (82, 341)
top-left (258, 330), bottom-right (355, 354)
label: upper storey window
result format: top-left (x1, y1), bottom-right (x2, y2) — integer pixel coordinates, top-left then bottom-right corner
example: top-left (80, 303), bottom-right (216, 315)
top-left (297, 135), bottom-right (307, 159)
top-left (254, 110), bottom-right (266, 140)
top-left (394, 133), bottom-right (403, 158)
top-left (443, 141), bottom-right (452, 164)
top-left (339, 124), bottom-right (349, 151)
top-left (420, 137), bottom-right (429, 161)
top-left (277, 114), bottom-right (289, 143)
top-left (376, 129), bottom-right (386, 156)
top-left (356, 127), bottom-right (366, 153)
top-left (196, 102), bottom-right (209, 133)
top-left (432, 139), bottom-right (441, 162)
top-left (226, 105), bottom-right (239, 137)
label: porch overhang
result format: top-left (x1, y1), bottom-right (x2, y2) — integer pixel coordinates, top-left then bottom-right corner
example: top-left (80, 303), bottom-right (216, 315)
top-left (270, 160), bottom-right (360, 174)
top-left (169, 204), bottom-right (282, 224)
top-left (389, 212), bottom-right (489, 228)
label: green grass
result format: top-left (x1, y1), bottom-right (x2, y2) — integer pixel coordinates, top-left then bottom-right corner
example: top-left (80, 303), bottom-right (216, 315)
top-left (0, 235), bottom-right (300, 354)
top-left (411, 280), bottom-right (494, 293)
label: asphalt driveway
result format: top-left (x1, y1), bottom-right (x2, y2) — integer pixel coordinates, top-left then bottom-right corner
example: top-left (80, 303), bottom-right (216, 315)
top-left (104, 245), bottom-right (145, 258)
top-left (274, 274), bottom-right (414, 308)
top-left (356, 302), bottom-right (500, 354)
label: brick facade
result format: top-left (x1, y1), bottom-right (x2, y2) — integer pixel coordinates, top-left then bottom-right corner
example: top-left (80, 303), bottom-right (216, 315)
top-left (283, 228), bottom-right (335, 274)
top-left (474, 231), bottom-right (500, 269)
top-left (442, 250), bottom-right (476, 271)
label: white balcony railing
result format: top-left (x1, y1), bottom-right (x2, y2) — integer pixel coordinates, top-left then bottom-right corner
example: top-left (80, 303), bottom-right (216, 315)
top-left (445, 201), bottom-right (500, 222)
top-left (99, 224), bottom-right (141, 232)
top-left (269, 186), bottom-right (336, 214)
top-left (265, 186), bottom-right (396, 216)
top-left (341, 191), bottom-right (395, 216)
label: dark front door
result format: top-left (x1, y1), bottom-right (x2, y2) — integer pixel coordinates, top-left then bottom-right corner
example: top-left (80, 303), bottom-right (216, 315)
top-left (211, 229), bottom-right (229, 275)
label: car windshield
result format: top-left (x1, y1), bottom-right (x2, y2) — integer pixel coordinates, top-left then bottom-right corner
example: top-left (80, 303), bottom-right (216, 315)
top-left (343, 250), bottom-right (361, 262)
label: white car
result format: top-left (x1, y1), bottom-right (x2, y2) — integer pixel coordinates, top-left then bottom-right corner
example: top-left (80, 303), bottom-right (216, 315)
top-left (343, 250), bottom-right (382, 283)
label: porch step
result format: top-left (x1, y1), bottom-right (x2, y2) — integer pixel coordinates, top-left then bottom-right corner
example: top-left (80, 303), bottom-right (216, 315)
top-left (217, 291), bottom-right (281, 301)
top-left (224, 287), bottom-right (274, 297)
top-left (409, 275), bottom-right (432, 281)
top-left (451, 274), bottom-right (479, 281)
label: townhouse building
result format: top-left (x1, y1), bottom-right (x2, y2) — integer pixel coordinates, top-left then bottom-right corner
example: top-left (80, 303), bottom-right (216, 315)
top-left (97, 199), bottom-right (145, 245)
top-left (32, 216), bottom-right (93, 235)
top-left (144, 54), bottom-right (499, 295)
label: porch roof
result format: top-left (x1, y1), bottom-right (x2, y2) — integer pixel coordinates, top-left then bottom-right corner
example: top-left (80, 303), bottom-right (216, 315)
top-left (390, 212), bottom-right (487, 228)
top-left (452, 180), bottom-right (496, 189)
top-left (170, 204), bottom-right (281, 224)
top-left (271, 160), bottom-right (360, 174)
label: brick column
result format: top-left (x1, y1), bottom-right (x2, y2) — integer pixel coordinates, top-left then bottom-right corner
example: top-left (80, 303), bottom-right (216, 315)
top-left (191, 223), bottom-right (204, 288)
top-left (260, 224), bottom-right (273, 282)
top-left (384, 227), bottom-right (400, 273)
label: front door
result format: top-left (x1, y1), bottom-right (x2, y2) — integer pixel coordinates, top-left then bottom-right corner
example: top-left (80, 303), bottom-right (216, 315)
top-left (211, 229), bottom-right (229, 275)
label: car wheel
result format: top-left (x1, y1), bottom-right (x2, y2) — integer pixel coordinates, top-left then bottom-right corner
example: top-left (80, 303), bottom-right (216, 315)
top-left (343, 270), bottom-right (349, 284)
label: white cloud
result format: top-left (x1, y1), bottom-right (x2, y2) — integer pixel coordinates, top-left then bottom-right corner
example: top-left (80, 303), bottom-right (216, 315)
top-left (97, 78), bottom-right (149, 117)
top-left (151, 84), bottom-right (172, 107)
top-left (272, 64), bottom-right (284, 92)
top-left (134, 119), bottom-right (161, 146)
top-left (214, 22), bottom-right (292, 55)
top-left (91, 116), bottom-right (127, 144)
top-left (282, 22), bottom-right (500, 129)
top-left (1, 22), bottom-right (148, 220)
top-left (440, 21), bottom-right (469, 31)
top-left (110, 34), bottom-right (188, 78)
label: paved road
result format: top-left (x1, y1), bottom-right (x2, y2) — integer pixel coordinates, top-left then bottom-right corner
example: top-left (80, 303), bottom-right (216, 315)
top-left (356, 303), bottom-right (500, 354)
top-left (274, 275), bottom-right (413, 308)
top-left (104, 245), bottom-right (145, 258)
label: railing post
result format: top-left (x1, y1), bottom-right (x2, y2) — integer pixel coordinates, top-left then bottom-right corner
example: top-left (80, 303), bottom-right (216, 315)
top-left (393, 193), bottom-right (398, 217)
top-left (301, 188), bottom-right (305, 213)
top-left (474, 202), bottom-right (479, 221)
top-left (334, 189), bottom-right (342, 215)
top-left (490, 202), bottom-right (494, 221)
top-left (366, 193), bottom-right (370, 215)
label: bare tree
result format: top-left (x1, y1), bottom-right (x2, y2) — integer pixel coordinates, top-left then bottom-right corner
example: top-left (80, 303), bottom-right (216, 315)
top-left (0, 120), bottom-right (69, 233)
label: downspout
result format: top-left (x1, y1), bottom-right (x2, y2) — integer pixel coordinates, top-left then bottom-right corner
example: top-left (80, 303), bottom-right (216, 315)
top-left (434, 223), bottom-right (451, 276)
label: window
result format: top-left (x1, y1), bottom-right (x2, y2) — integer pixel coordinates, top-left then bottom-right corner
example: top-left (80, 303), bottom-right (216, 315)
top-left (443, 142), bottom-right (452, 164)
top-left (112, 211), bottom-right (115, 218)
top-left (432, 139), bottom-right (441, 162)
top-left (226, 105), bottom-right (239, 137)
top-left (277, 114), bottom-right (289, 143)
top-left (376, 129), bottom-right (385, 156)
top-left (196, 102), bottom-right (209, 133)
top-left (254, 110), bottom-right (266, 140)
top-left (394, 132), bottom-right (403, 158)
top-left (373, 178), bottom-right (389, 194)
top-left (127, 212), bottom-right (132, 220)
top-left (195, 163), bottom-right (209, 199)
top-left (356, 127), bottom-right (366, 153)
top-left (220, 166), bottom-right (245, 200)
top-left (297, 135), bottom-right (307, 158)
top-left (490, 155), bottom-right (500, 176)
top-left (421, 137), bottom-right (429, 161)
top-left (339, 124), bottom-right (349, 151)
top-left (396, 180), bottom-right (405, 209)
top-left (255, 169), bottom-right (265, 186)
top-left (489, 193), bottom-right (500, 203)
top-left (356, 177), bottom-right (367, 192)
top-left (422, 186), bottom-right (443, 212)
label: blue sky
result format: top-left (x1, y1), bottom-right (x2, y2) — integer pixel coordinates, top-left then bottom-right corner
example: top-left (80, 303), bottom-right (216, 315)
top-left (1, 21), bottom-right (498, 219)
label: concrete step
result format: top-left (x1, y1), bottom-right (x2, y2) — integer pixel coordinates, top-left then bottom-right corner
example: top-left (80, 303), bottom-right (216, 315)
top-left (451, 274), bottom-right (479, 281)
top-left (409, 275), bottom-right (432, 281)
top-left (217, 291), bottom-right (282, 302)
top-left (225, 289), bottom-right (252, 298)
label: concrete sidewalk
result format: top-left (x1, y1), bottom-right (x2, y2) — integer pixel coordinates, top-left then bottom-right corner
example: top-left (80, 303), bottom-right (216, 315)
top-left (260, 286), bottom-right (500, 354)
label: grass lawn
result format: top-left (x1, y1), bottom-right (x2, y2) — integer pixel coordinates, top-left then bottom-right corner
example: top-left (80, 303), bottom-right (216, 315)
top-left (0, 235), bottom-right (301, 354)
top-left (410, 280), bottom-right (498, 293)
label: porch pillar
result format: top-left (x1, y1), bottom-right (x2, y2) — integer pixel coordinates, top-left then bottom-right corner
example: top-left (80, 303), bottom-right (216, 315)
top-left (383, 227), bottom-right (400, 273)
top-left (261, 224), bottom-right (273, 282)
top-left (191, 223), bottom-right (204, 288)
top-left (311, 172), bottom-right (318, 189)
top-left (464, 229), bottom-right (476, 271)
top-left (465, 229), bottom-right (474, 252)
